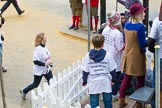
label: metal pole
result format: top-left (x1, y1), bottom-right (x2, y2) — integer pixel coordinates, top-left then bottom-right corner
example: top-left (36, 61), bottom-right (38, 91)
top-left (87, 0), bottom-right (90, 51)
top-left (116, 0), bottom-right (118, 12)
top-left (100, 0), bottom-right (106, 25)
top-left (155, 45), bottom-right (161, 108)
top-left (0, 53), bottom-right (7, 108)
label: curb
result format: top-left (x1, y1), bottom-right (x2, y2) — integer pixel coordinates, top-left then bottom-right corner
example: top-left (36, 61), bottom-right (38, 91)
top-left (60, 25), bottom-right (96, 41)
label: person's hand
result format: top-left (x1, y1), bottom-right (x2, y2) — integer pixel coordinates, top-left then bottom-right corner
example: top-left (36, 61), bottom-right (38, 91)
top-left (111, 81), bottom-right (115, 85)
top-left (1, 17), bottom-right (5, 24)
top-left (45, 60), bottom-right (52, 66)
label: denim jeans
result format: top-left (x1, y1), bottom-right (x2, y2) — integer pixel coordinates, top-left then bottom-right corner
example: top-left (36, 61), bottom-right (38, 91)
top-left (112, 71), bottom-right (121, 95)
top-left (23, 70), bottom-right (53, 94)
top-left (90, 92), bottom-right (112, 108)
top-left (0, 44), bottom-right (3, 55)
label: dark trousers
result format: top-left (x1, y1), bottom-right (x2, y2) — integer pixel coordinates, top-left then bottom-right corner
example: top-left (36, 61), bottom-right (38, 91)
top-left (23, 71), bottom-right (53, 94)
top-left (1, 0), bottom-right (22, 14)
top-left (119, 74), bottom-right (145, 98)
top-left (112, 71), bottom-right (121, 95)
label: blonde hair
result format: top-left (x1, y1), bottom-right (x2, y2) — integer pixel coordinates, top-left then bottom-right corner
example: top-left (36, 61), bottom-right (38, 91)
top-left (131, 11), bottom-right (144, 23)
top-left (35, 33), bottom-right (45, 47)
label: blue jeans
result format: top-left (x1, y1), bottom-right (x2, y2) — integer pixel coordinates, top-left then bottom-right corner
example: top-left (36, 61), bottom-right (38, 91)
top-left (0, 44), bottom-right (3, 55)
top-left (23, 70), bottom-right (53, 94)
top-left (112, 71), bottom-right (121, 95)
top-left (90, 92), bottom-right (112, 108)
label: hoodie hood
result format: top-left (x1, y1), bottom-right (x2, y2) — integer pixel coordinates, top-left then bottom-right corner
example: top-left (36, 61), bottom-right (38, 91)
top-left (89, 49), bottom-right (106, 62)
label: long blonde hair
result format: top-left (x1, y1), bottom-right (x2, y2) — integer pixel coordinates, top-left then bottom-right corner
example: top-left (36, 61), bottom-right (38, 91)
top-left (35, 33), bottom-right (45, 47)
top-left (131, 11), bottom-right (144, 23)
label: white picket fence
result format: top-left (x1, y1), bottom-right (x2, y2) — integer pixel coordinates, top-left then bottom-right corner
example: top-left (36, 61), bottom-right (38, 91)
top-left (31, 59), bottom-right (100, 108)
top-left (31, 50), bottom-right (154, 108)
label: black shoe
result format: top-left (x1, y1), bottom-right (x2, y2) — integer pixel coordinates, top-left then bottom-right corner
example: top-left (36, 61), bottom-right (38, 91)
top-left (90, 28), bottom-right (93, 31)
top-left (74, 26), bottom-right (78, 30)
top-left (2, 67), bottom-right (7, 72)
top-left (19, 10), bottom-right (25, 15)
top-left (20, 89), bottom-right (26, 100)
top-left (69, 25), bottom-right (75, 29)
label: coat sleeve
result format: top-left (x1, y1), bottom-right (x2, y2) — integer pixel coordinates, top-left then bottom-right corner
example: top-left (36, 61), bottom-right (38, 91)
top-left (137, 25), bottom-right (147, 53)
top-left (147, 37), bottom-right (156, 53)
top-left (148, 18), bottom-right (159, 53)
top-left (149, 18), bottom-right (158, 40)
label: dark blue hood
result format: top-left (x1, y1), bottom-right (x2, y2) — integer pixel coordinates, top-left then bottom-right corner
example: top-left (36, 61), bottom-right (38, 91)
top-left (89, 49), bottom-right (106, 62)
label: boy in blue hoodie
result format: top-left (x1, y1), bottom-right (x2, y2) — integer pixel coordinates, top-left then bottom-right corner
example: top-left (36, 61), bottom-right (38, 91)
top-left (82, 35), bottom-right (117, 108)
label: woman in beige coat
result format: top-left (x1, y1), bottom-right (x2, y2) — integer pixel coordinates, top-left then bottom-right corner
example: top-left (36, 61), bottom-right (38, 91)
top-left (118, 3), bottom-right (147, 108)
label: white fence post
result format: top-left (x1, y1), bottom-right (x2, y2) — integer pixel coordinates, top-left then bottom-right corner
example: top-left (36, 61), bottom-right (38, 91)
top-left (58, 72), bottom-right (63, 100)
top-left (75, 102), bottom-right (81, 108)
top-left (31, 90), bottom-right (38, 108)
top-left (62, 100), bottom-right (71, 108)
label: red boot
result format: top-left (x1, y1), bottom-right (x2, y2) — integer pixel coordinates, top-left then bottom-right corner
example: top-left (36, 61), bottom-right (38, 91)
top-left (69, 16), bottom-right (76, 29)
top-left (74, 16), bottom-right (80, 30)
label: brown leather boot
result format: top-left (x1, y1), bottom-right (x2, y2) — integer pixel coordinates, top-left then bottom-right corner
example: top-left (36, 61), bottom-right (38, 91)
top-left (132, 101), bottom-right (142, 108)
top-left (119, 98), bottom-right (127, 108)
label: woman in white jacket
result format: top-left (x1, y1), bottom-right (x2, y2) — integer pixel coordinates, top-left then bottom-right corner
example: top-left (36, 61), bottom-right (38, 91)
top-left (20, 33), bottom-right (53, 100)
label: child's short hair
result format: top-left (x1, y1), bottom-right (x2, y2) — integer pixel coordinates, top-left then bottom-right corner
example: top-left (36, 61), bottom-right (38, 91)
top-left (92, 35), bottom-right (105, 48)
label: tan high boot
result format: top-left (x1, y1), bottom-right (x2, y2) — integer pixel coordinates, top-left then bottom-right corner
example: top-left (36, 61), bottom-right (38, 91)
top-left (119, 98), bottom-right (127, 108)
top-left (132, 101), bottom-right (142, 108)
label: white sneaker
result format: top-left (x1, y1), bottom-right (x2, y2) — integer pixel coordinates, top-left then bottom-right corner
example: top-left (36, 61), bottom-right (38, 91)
top-left (112, 94), bottom-right (119, 101)
top-left (20, 89), bottom-right (26, 100)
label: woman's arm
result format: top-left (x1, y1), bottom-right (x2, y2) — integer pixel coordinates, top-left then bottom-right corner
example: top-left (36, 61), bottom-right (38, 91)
top-left (137, 25), bottom-right (147, 53)
top-left (33, 60), bottom-right (45, 66)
